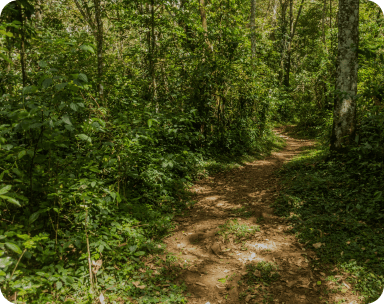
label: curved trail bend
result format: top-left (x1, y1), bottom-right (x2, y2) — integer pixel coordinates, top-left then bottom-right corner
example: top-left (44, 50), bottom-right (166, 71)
top-left (163, 127), bottom-right (359, 304)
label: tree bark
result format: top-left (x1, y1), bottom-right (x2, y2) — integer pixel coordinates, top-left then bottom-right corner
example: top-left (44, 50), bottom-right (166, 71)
top-left (151, 0), bottom-right (156, 103)
top-left (278, 0), bottom-right (288, 83)
top-left (283, 0), bottom-right (304, 87)
top-left (322, 0), bottom-right (327, 44)
top-left (93, 0), bottom-right (104, 102)
top-left (20, 7), bottom-right (27, 88)
top-left (199, 0), bottom-right (212, 51)
top-left (330, 0), bottom-right (359, 151)
top-left (35, 0), bottom-right (42, 23)
top-left (74, 0), bottom-right (103, 101)
top-left (250, 0), bottom-right (256, 58)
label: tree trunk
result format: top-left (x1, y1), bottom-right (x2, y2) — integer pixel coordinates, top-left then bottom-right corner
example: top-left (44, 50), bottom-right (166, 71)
top-left (273, 0), bottom-right (278, 23)
top-left (116, 8), bottom-right (124, 60)
top-left (322, 0), bottom-right (327, 44)
top-left (283, 0), bottom-right (293, 86)
top-left (35, 0), bottom-right (42, 22)
top-left (330, 0), bottom-right (359, 151)
top-left (199, 0), bottom-right (212, 51)
top-left (19, 6), bottom-right (27, 88)
top-left (93, 0), bottom-right (104, 102)
top-left (151, 0), bottom-right (157, 108)
top-left (278, 0), bottom-right (288, 83)
top-left (250, 0), bottom-right (256, 58)
top-left (283, 0), bottom-right (304, 87)
top-left (74, 0), bottom-right (104, 101)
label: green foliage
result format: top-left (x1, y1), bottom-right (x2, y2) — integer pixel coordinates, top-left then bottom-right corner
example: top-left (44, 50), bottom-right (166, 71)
top-left (242, 261), bottom-right (280, 285)
top-left (272, 142), bottom-right (384, 303)
top-left (0, 0), bottom-right (280, 301)
top-left (217, 219), bottom-right (260, 243)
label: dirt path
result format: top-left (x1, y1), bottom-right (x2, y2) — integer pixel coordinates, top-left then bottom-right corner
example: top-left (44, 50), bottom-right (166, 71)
top-left (163, 127), bottom-right (359, 304)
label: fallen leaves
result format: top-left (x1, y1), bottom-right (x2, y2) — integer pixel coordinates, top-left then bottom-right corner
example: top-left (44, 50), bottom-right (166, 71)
top-left (245, 294), bottom-right (253, 302)
top-left (286, 280), bottom-right (296, 288)
top-left (211, 242), bottom-right (222, 255)
top-left (99, 293), bottom-right (105, 304)
top-left (92, 260), bottom-right (102, 274)
top-left (132, 281), bottom-right (146, 289)
top-left (312, 242), bottom-right (324, 249)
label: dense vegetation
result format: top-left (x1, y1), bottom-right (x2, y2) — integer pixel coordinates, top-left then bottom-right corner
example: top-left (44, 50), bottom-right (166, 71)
top-left (0, 0), bottom-right (383, 303)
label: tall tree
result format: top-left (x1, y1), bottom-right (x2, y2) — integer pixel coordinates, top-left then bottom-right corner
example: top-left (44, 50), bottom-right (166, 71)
top-left (250, 0), bottom-right (256, 58)
top-left (199, 0), bottom-right (212, 51)
top-left (282, 0), bottom-right (304, 87)
top-left (74, 0), bottom-right (104, 101)
top-left (330, 0), bottom-right (359, 151)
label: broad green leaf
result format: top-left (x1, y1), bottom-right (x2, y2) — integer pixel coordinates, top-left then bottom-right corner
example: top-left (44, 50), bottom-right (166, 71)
top-left (0, 170), bottom-right (8, 181)
top-left (70, 103), bottom-right (78, 111)
top-left (0, 185), bottom-right (11, 195)
top-left (0, 270), bottom-right (6, 276)
top-left (73, 79), bottom-right (83, 87)
top-left (148, 119), bottom-right (153, 128)
top-left (42, 78), bottom-right (53, 89)
top-left (5, 242), bottom-right (22, 255)
top-left (17, 234), bottom-right (30, 240)
top-left (38, 60), bottom-right (48, 68)
top-left (56, 280), bottom-right (62, 290)
top-left (18, 150), bottom-right (26, 159)
top-left (29, 212), bottom-right (40, 224)
top-left (0, 257), bottom-right (12, 268)
top-left (77, 134), bottom-right (91, 143)
top-left (12, 168), bottom-right (22, 177)
top-left (0, 30), bottom-right (13, 37)
top-left (0, 195), bottom-right (21, 206)
top-left (22, 86), bottom-right (38, 94)
top-left (79, 45), bottom-right (94, 53)
top-left (62, 115), bottom-right (72, 125)
top-left (0, 53), bottom-right (13, 64)
top-left (64, 125), bottom-right (75, 132)
top-left (2, 144), bottom-right (13, 151)
top-left (78, 73), bottom-right (88, 82)
top-left (63, 276), bottom-right (74, 284)
top-left (134, 251), bottom-right (146, 256)
top-left (0, 250), bottom-right (4, 256)
top-left (55, 83), bottom-right (67, 91)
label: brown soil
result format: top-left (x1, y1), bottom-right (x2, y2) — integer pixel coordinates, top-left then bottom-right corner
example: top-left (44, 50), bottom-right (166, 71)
top-left (163, 127), bottom-right (360, 304)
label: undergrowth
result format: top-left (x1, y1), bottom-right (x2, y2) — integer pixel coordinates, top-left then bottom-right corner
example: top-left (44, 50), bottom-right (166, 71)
top-left (217, 219), bottom-right (260, 243)
top-left (272, 129), bottom-right (384, 304)
top-left (0, 108), bottom-right (283, 303)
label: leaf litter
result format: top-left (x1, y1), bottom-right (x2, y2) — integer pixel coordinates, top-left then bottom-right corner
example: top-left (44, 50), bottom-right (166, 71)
top-left (161, 128), bottom-right (362, 304)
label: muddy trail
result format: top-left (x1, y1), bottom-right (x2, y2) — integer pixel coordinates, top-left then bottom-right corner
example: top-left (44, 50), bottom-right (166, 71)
top-left (162, 127), bottom-right (360, 304)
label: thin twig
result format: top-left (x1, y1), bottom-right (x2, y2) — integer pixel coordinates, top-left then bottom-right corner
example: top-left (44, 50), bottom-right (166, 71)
top-left (10, 248), bottom-right (27, 281)
top-left (84, 205), bottom-right (93, 290)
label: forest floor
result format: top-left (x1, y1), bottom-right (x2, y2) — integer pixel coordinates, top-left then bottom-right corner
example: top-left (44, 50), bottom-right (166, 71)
top-left (162, 126), bottom-right (361, 304)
